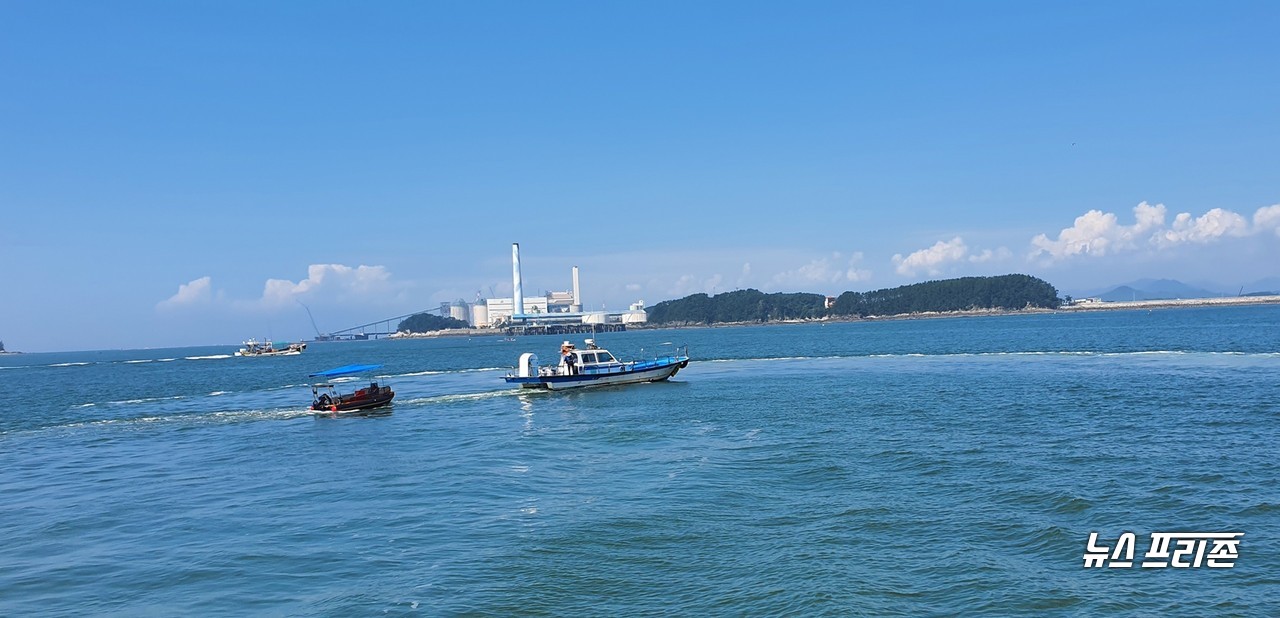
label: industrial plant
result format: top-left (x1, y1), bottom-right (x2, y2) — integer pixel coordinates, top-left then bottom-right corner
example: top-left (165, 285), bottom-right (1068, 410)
top-left (437, 243), bottom-right (647, 333)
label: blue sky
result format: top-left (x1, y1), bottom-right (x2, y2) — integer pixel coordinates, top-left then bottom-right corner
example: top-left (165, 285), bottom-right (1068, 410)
top-left (2, 1), bottom-right (1278, 352)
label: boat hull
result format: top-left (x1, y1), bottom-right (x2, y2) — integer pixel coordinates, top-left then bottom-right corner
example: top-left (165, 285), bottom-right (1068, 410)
top-left (505, 358), bottom-right (688, 390)
top-left (311, 391), bottom-right (394, 416)
top-left (235, 349), bottom-right (302, 357)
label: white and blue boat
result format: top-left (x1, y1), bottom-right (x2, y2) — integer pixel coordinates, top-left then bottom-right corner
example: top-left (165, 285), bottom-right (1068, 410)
top-left (504, 339), bottom-right (689, 390)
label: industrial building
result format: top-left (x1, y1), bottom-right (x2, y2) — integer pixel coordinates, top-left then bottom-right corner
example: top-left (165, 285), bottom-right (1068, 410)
top-left (441, 244), bottom-right (648, 331)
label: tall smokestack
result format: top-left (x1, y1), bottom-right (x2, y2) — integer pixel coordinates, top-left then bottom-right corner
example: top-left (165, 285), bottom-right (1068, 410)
top-left (512, 243), bottom-right (524, 319)
top-left (571, 266), bottom-right (581, 312)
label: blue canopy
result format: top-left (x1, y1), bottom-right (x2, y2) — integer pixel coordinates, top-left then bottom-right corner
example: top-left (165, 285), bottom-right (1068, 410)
top-left (309, 364), bottom-right (382, 378)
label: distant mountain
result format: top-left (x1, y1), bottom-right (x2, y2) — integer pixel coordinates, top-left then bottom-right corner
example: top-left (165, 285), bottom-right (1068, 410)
top-left (1099, 286), bottom-right (1143, 302)
top-left (1096, 279), bottom-right (1220, 302)
top-left (1243, 276), bottom-right (1280, 295)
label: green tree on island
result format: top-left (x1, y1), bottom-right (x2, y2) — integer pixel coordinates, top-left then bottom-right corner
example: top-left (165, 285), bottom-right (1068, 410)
top-left (646, 274), bottom-right (1061, 325)
top-left (397, 313), bottom-right (469, 333)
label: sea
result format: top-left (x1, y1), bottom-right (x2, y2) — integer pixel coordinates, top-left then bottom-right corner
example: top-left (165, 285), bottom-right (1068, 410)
top-left (2, 305), bottom-right (1278, 616)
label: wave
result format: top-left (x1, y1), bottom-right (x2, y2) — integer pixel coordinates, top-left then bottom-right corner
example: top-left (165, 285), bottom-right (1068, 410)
top-left (392, 367), bottom-right (506, 378)
top-left (49, 362), bottom-right (92, 367)
top-left (105, 395), bottom-right (186, 406)
top-left (184, 354), bottom-right (231, 360)
top-left (208, 391), bottom-right (230, 396)
top-left (400, 388), bottom-right (538, 406)
top-left (123, 359), bottom-right (154, 364)
top-left (48, 407), bottom-right (315, 432)
top-left (700, 350), bottom-right (1280, 363)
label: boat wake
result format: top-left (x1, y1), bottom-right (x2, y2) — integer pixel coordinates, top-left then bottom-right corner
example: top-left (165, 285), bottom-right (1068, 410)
top-left (11, 407), bottom-right (319, 437)
top-left (391, 367), bottom-right (507, 378)
top-left (399, 388), bottom-right (542, 406)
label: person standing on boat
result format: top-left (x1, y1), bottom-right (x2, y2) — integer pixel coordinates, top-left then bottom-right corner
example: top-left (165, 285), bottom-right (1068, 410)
top-left (560, 341), bottom-right (577, 375)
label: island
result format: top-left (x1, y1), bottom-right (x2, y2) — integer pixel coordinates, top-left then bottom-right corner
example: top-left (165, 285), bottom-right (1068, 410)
top-left (646, 274), bottom-right (1062, 326)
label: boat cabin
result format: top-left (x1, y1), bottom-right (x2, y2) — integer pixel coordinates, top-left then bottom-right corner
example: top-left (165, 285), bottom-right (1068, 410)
top-left (555, 339), bottom-right (625, 375)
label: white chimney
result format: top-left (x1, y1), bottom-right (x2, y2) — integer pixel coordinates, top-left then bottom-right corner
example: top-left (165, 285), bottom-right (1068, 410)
top-left (571, 266), bottom-right (581, 312)
top-left (512, 243), bottom-right (524, 319)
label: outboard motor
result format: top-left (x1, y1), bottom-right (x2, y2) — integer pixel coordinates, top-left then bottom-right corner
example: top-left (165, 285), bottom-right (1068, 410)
top-left (518, 353), bottom-right (539, 378)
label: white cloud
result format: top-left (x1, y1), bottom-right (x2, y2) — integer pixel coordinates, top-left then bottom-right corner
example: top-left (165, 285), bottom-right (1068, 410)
top-left (1155, 208), bottom-right (1250, 247)
top-left (737, 262), bottom-right (752, 288)
top-left (625, 283), bottom-right (642, 292)
top-left (1253, 204), bottom-right (1280, 236)
top-left (159, 264), bottom-right (410, 315)
top-left (1029, 202), bottom-right (1166, 261)
top-left (969, 247), bottom-right (1013, 263)
top-left (257, 264), bottom-right (396, 307)
top-left (668, 273), bottom-right (725, 297)
top-left (771, 252), bottom-right (872, 289)
top-left (157, 276), bottom-right (213, 310)
top-left (1031, 201), bottom-right (1280, 262)
top-left (893, 237), bottom-right (970, 277)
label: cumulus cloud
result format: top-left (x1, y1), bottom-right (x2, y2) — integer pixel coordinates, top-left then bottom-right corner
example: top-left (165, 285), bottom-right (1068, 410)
top-left (893, 237), bottom-right (970, 277)
top-left (969, 247), bottom-right (1013, 263)
top-left (771, 252), bottom-right (872, 288)
top-left (737, 262), bottom-right (752, 288)
top-left (1155, 208), bottom-right (1250, 247)
top-left (1253, 204), bottom-right (1280, 236)
top-left (157, 276), bottom-right (213, 310)
top-left (257, 264), bottom-right (395, 307)
top-left (1031, 202), bottom-right (1279, 262)
top-left (159, 264), bottom-right (408, 313)
top-left (669, 273), bottom-right (725, 297)
top-left (1030, 202), bottom-right (1166, 260)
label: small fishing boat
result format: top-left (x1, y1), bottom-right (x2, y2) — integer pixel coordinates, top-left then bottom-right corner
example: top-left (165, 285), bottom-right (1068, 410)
top-left (309, 364), bottom-right (394, 417)
top-left (235, 338), bottom-right (306, 357)
top-left (504, 338), bottom-right (689, 390)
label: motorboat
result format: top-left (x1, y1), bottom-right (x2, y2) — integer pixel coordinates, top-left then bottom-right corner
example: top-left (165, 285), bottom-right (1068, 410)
top-left (235, 338), bottom-right (307, 357)
top-left (504, 338), bottom-right (689, 390)
top-left (309, 364), bottom-right (394, 417)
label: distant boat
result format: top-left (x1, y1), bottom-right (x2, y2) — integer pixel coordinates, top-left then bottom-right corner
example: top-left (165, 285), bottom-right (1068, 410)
top-left (308, 364), bottom-right (394, 417)
top-left (235, 338), bottom-right (306, 357)
top-left (504, 338), bottom-right (689, 390)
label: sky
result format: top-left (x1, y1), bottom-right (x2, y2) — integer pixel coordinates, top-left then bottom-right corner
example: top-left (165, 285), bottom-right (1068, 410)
top-left (2, 1), bottom-right (1278, 352)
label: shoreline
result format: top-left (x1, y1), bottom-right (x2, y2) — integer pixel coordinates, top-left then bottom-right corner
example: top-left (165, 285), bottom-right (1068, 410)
top-left (1056, 295), bottom-right (1280, 312)
top-left (387, 294), bottom-right (1280, 339)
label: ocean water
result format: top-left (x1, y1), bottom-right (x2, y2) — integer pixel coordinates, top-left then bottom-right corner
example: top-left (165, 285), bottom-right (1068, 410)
top-left (2, 306), bottom-right (1278, 615)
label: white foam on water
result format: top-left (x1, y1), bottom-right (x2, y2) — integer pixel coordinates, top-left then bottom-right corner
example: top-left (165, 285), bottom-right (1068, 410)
top-left (185, 354), bottom-right (232, 360)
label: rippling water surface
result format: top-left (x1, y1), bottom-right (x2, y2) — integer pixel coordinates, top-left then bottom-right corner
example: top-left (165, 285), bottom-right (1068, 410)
top-left (2, 306), bottom-right (1278, 615)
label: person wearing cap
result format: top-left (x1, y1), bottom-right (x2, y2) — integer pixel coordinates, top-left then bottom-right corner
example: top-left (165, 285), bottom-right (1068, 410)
top-left (560, 341), bottom-right (577, 375)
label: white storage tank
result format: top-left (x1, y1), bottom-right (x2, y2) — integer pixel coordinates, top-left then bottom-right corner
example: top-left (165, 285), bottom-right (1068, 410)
top-left (472, 303), bottom-right (490, 328)
top-left (450, 303), bottom-right (469, 324)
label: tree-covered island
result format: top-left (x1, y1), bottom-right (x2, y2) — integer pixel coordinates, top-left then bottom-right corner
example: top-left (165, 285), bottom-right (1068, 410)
top-left (646, 274), bottom-right (1061, 326)
top-left (397, 313), bottom-right (469, 333)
